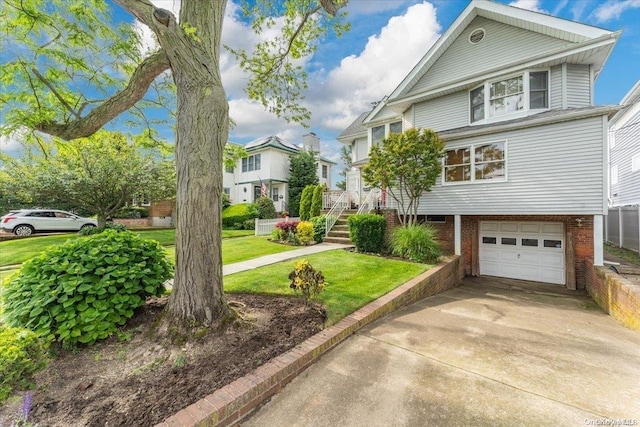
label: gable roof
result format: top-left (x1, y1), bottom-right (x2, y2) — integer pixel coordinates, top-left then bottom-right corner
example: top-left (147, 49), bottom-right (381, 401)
top-left (365, 0), bottom-right (620, 124)
top-left (337, 111), bottom-right (370, 142)
top-left (610, 80), bottom-right (640, 128)
top-left (244, 135), bottom-right (336, 164)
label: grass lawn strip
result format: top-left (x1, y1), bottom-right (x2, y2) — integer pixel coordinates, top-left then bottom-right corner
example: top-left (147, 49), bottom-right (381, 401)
top-left (0, 229), bottom-right (254, 267)
top-left (224, 250), bottom-right (431, 325)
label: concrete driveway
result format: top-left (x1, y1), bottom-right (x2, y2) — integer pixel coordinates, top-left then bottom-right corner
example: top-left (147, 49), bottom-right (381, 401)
top-left (242, 277), bottom-right (640, 426)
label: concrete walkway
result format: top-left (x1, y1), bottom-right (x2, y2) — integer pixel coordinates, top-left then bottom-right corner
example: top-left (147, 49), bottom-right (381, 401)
top-left (222, 242), bottom-right (353, 275)
top-left (242, 277), bottom-right (640, 426)
top-left (164, 242), bottom-right (353, 288)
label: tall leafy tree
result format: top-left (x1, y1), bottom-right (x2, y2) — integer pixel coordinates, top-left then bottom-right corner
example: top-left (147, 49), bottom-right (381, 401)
top-left (2, 131), bottom-right (175, 227)
top-left (362, 128), bottom-right (445, 226)
top-left (336, 145), bottom-right (352, 190)
top-left (288, 151), bottom-right (319, 217)
top-left (0, 1), bottom-right (348, 327)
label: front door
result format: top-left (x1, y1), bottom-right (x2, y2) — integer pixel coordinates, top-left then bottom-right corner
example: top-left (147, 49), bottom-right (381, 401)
top-left (254, 186), bottom-right (262, 202)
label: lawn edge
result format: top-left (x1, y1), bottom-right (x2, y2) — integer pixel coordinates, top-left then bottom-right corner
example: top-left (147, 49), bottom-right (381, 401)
top-left (158, 254), bottom-right (464, 427)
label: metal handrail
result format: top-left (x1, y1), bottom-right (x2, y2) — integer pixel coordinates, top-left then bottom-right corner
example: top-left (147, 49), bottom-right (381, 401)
top-left (325, 191), bottom-right (348, 236)
top-left (357, 188), bottom-right (381, 214)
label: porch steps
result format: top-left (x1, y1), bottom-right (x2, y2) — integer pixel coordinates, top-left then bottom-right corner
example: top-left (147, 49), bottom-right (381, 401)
top-left (323, 210), bottom-right (358, 245)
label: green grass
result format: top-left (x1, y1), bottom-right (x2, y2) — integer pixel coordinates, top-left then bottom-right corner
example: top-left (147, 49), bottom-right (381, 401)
top-left (224, 250), bottom-right (431, 325)
top-left (605, 243), bottom-right (640, 267)
top-left (0, 229), bottom-right (254, 267)
top-left (163, 236), bottom-right (299, 265)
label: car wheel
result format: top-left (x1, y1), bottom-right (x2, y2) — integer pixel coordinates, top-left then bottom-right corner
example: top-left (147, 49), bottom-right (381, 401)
top-left (81, 224), bottom-right (96, 230)
top-left (14, 225), bottom-right (34, 236)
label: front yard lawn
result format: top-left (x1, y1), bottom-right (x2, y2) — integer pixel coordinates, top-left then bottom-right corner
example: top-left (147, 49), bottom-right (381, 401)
top-left (224, 250), bottom-right (432, 325)
top-left (0, 229), bottom-right (254, 267)
top-left (163, 236), bottom-right (300, 265)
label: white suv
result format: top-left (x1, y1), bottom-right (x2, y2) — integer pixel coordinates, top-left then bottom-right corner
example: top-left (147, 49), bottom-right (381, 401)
top-left (0, 209), bottom-right (98, 236)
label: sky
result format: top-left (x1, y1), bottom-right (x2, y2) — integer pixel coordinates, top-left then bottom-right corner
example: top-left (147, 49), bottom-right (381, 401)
top-left (3, 0), bottom-right (640, 187)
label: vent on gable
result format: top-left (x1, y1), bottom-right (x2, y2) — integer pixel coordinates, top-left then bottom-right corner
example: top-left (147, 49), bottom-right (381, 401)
top-left (469, 28), bottom-right (485, 44)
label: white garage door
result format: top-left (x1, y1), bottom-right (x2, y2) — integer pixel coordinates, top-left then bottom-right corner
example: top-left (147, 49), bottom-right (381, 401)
top-left (479, 221), bottom-right (565, 285)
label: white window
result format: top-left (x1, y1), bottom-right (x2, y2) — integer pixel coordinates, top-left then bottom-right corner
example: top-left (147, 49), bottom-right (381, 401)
top-left (322, 164), bottom-right (328, 178)
top-left (272, 187), bottom-right (279, 202)
top-left (611, 165), bottom-right (619, 184)
top-left (242, 154), bottom-right (261, 172)
top-left (470, 70), bottom-right (548, 123)
top-left (632, 153), bottom-right (640, 172)
top-left (370, 121), bottom-right (403, 146)
top-left (444, 142), bottom-right (506, 184)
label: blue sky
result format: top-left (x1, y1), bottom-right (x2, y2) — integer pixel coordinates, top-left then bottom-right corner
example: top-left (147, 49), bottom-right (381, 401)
top-left (3, 0), bottom-right (639, 186)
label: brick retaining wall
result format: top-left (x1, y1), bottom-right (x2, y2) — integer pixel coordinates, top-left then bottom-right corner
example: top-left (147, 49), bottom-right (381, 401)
top-left (586, 258), bottom-right (640, 331)
top-left (158, 255), bottom-right (464, 427)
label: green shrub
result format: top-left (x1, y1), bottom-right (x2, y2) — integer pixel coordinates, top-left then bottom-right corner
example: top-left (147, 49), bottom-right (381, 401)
top-left (296, 221), bottom-right (314, 245)
top-left (222, 203), bottom-right (259, 228)
top-left (347, 214), bottom-right (386, 253)
top-left (79, 222), bottom-right (127, 236)
top-left (256, 196), bottom-right (277, 219)
top-left (310, 215), bottom-right (326, 243)
top-left (288, 259), bottom-right (326, 304)
top-left (390, 224), bottom-right (441, 263)
top-left (0, 325), bottom-right (48, 402)
top-left (2, 230), bottom-right (173, 346)
top-left (310, 185), bottom-right (323, 218)
top-left (113, 206), bottom-right (148, 219)
top-left (299, 185), bottom-right (315, 221)
top-left (222, 193), bottom-right (231, 210)
top-left (242, 219), bottom-right (255, 230)
top-left (271, 227), bottom-right (284, 241)
top-left (275, 220), bottom-right (299, 244)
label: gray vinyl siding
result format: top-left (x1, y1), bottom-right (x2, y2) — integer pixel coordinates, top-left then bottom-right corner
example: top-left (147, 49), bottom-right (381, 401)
top-left (389, 116), bottom-right (607, 215)
top-left (408, 17), bottom-right (570, 95)
top-left (566, 64), bottom-right (591, 108)
top-left (550, 65), bottom-right (563, 109)
top-left (413, 91), bottom-right (469, 132)
top-left (610, 108), bottom-right (640, 205)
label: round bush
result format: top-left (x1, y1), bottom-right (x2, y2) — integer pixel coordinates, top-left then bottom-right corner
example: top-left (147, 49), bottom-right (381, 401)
top-left (296, 221), bottom-right (314, 245)
top-left (390, 224), bottom-right (442, 263)
top-left (222, 203), bottom-right (259, 228)
top-left (2, 230), bottom-right (174, 346)
top-left (78, 222), bottom-right (128, 236)
top-left (347, 214), bottom-right (386, 253)
top-left (310, 215), bottom-right (326, 243)
top-left (256, 196), bottom-right (277, 219)
top-left (0, 325), bottom-right (48, 402)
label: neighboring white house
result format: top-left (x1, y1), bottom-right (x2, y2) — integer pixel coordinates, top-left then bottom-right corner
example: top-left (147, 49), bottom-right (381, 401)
top-left (224, 132), bottom-right (334, 212)
top-left (609, 80), bottom-right (640, 207)
top-left (337, 0), bottom-right (621, 289)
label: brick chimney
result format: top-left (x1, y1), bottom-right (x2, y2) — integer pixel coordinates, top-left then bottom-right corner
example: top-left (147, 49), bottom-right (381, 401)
top-left (301, 132), bottom-right (320, 153)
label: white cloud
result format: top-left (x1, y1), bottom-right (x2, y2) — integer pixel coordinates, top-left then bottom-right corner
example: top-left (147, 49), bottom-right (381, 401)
top-left (346, 0), bottom-right (414, 15)
top-left (551, 0), bottom-right (570, 15)
top-left (308, 2), bottom-right (442, 131)
top-left (591, 0), bottom-right (640, 22)
top-left (508, 0), bottom-right (548, 13)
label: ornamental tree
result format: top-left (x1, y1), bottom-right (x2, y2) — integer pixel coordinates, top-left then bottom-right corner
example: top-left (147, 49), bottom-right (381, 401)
top-left (361, 128), bottom-right (445, 226)
top-left (0, 0), bottom-right (348, 327)
top-left (1, 130), bottom-right (175, 227)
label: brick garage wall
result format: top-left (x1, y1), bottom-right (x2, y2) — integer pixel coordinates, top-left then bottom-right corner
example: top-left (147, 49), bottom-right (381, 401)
top-left (460, 215), bottom-right (594, 288)
top-left (149, 200), bottom-right (175, 218)
top-left (113, 218), bottom-right (152, 228)
top-left (585, 257), bottom-right (640, 331)
top-left (159, 255), bottom-right (464, 427)
top-left (379, 210), bottom-right (454, 255)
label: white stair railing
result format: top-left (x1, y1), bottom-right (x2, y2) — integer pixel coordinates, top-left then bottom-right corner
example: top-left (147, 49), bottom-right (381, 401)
top-left (357, 188), bottom-right (382, 214)
top-left (325, 191), bottom-right (348, 236)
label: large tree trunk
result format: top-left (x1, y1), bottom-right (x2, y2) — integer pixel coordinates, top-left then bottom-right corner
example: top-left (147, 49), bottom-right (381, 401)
top-left (158, 1), bottom-right (230, 324)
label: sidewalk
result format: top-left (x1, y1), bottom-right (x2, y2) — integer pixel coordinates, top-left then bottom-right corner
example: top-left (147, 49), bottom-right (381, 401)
top-left (223, 242), bottom-right (353, 275)
top-left (164, 242), bottom-right (353, 288)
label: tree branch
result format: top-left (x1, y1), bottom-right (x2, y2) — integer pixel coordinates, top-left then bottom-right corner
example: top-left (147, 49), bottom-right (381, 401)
top-left (33, 51), bottom-right (171, 140)
top-left (31, 68), bottom-right (81, 119)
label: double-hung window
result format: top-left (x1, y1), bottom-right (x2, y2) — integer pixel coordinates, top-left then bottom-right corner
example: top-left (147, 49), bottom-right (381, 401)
top-left (444, 142), bottom-right (506, 184)
top-left (242, 154), bottom-right (261, 172)
top-left (470, 70), bottom-right (548, 123)
top-left (371, 121), bottom-right (402, 146)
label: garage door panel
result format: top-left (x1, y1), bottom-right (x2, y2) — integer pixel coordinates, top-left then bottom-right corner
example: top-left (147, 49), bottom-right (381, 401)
top-left (480, 221), bottom-right (565, 285)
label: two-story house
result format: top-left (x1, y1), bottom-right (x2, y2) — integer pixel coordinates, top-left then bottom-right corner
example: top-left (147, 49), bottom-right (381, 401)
top-left (338, 0), bottom-right (621, 289)
top-left (609, 80), bottom-right (640, 207)
top-left (224, 132), bottom-right (334, 212)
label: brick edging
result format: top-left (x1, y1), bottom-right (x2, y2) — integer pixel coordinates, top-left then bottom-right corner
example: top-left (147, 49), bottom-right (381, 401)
top-left (158, 255), bottom-right (464, 427)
